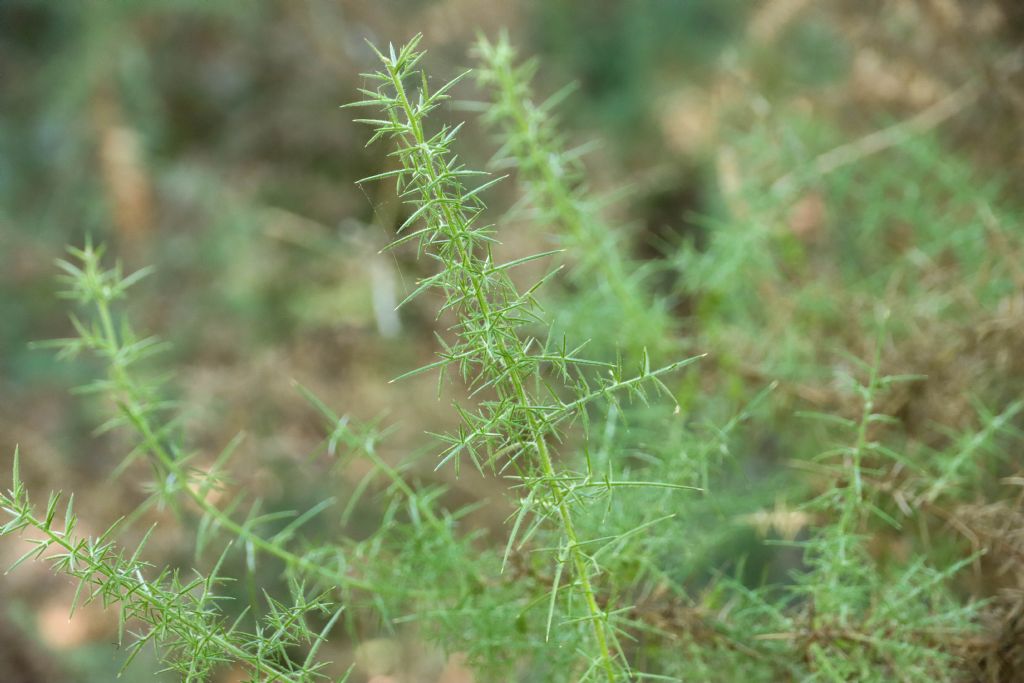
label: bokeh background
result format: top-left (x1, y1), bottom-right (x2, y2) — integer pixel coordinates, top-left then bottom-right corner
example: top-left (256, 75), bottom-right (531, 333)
top-left (2, 1), bottom-right (1023, 681)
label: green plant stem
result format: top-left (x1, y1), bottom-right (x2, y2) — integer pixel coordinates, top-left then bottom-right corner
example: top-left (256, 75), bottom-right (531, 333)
top-left (386, 54), bottom-right (619, 683)
top-left (476, 36), bottom-right (674, 361)
top-left (16, 507), bottom-right (304, 683)
top-left (534, 422), bottom-right (617, 682)
top-left (486, 53), bottom-right (630, 291)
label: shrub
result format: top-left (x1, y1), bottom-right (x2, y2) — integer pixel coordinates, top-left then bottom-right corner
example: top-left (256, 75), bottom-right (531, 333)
top-left (3, 32), bottom-right (1021, 683)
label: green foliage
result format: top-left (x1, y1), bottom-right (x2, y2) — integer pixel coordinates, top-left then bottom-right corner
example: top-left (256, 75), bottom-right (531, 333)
top-left (474, 34), bottom-right (677, 362)
top-left (348, 35), bottom-right (700, 680)
top-left (2, 27), bottom-right (1020, 683)
top-left (1, 449), bottom-right (343, 682)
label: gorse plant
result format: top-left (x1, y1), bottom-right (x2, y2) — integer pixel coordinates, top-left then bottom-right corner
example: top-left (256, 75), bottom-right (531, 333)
top-left (3, 240), bottom-right (352, 681)
top-left (0, 456), bottom-right (344, 679)
top-left (2, 29), bottom-right (1021, 683)
top-left (0, 453), bottom-right (340, 682)
top-left (348, 35), bottom-right (700, 680)
top-left (1, 35), bottom-right (699, 682)
top-left (744, 338), bottom-right (978, 680)
top-left (33, 240), bottom-right (384, 598)
top-left (474, 33), bottom-right (677, 362)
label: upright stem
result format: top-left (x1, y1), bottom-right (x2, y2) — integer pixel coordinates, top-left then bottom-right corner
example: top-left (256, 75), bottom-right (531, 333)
top-left (385, 58), bottom-right (619, 683)
top-left (529, 395), bottom-right (617, 682)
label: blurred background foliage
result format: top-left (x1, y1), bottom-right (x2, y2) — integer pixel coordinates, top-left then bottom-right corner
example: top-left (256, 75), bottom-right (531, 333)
top-left (1, 0), bottom-right (1023, 681)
